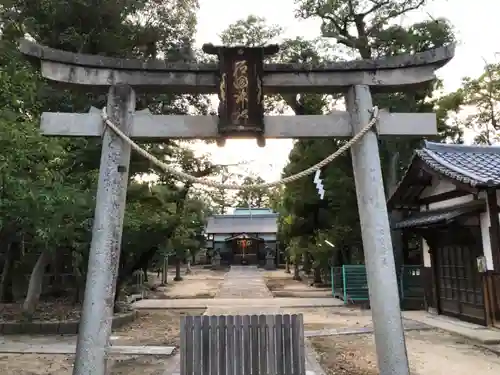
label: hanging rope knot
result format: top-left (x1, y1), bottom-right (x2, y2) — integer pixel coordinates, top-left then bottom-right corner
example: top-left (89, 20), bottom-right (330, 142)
top-left (100, 106), bottom-right (379, 191)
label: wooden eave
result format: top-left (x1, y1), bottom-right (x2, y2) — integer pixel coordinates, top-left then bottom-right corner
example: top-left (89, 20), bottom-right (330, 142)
top-left (388, 156), bottom-right (480, 210)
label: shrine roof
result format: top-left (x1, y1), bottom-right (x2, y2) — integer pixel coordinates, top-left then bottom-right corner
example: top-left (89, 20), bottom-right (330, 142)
top-left (417, 141), bottom-right (500, 185)
top-left (388, 141), bottom-right (500, 208)
top-left (205, 213), bottom-right (278, 234)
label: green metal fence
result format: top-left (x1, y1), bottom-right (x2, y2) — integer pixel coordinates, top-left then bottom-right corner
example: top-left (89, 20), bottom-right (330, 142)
top-left (342, 265), bottom-right (369, 303)
top-left (330, 264), bottom-right (424, 307)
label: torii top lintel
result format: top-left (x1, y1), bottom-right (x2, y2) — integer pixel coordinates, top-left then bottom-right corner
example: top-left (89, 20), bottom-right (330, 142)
top-left (19, 39), bottom-right (455, 94)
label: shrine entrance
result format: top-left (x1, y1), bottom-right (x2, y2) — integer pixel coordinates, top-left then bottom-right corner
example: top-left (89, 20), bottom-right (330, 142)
top-left (225, 234), bottom-right (263, 265)
top-left (20, 38), bottom-right (455, 375)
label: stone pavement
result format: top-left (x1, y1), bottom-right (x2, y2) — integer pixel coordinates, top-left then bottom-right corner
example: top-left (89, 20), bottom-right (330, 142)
top-left (213, 266), bottom-right (326, 375)
top-left (0, 335), bottom-right (175, 356)
top-left (133, 265), bottom-right (343, 314)
top-left (304, 319), bottom-right (431, 337)
top-left (404, 310), bottom-right (500, 345)
top-left (133, 297), bottom-right (342, 309)
top-left (205, 265), bottom-right (279, 315)
top-left (214, 265), bottom-right (273, 299)
top-left (166, 266), bottom-right (327, 375)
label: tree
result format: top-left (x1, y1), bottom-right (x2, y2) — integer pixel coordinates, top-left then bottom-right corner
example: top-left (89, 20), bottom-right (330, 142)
top-left (278, 0), bottom-right (461, 278)
top-left (220, 15), bottom-right (283, 47)
top-left (234, 176), bottom-right (272, 208)
top-left (0, 0), bottom-right (216, 316)
top-left (456, 62), bottom-right (500, 144)
top-left (210, 170), bottom-right (236, 214)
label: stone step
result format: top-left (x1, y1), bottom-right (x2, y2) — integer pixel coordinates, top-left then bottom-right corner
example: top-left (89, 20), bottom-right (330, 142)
top-left (0, 343), bottom-right (175, 356)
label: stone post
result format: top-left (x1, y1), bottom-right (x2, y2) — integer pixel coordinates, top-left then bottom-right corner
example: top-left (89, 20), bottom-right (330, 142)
top-left (211, 252), bottom-right (221, 270)
top-left (73, 85), bottom-right (134, 375)
top-left (265, 254), bottom-right (276, 270)
top-left (160, 256), bottom-right (168, 285)
top-left (346, 84), bottom-right (410, 375)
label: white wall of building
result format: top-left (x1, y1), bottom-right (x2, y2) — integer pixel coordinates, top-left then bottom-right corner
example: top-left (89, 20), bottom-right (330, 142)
top-left (418, 177), bottom-right (495, 271)
top-left (420, 178), bottom-right (457, 199)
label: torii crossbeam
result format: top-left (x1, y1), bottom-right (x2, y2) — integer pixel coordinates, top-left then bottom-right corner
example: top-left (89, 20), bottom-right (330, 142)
top-left (20, 39), bottom-right (455, 375)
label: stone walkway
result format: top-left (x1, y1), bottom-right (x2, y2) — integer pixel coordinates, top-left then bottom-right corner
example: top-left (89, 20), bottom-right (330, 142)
top-left (403, 310), bottom-right (500, 345)
top-left (134, 266), bottom-right (344, 312)
top-left (133, 297), bottom-right (342, 309)
top-left (304, 320), bottom-right (431, 337)
top-left (0, 334), bottom-right (175, 356)
top-left (214, 266), bottom-right (273, 299)
top-left (206, 266), bottom-right (325, 375)
top-left (205, 266), bottom-right (279, 315)
top-left (0, 344), bottom-right (175, 356)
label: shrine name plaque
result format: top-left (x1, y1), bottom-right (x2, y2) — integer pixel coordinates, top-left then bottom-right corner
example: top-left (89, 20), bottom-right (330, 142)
top-left (202, 43), bottom-right (279, 146)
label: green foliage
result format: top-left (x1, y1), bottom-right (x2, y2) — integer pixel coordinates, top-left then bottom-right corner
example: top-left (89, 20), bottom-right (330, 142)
top-left (234, 176), bottom-right (272, 208)
top-left (274, 0), bottom-right (462, 276)
top-left (219, 15), bottom-right (283, 47)
top-left (455, 63), bottom-right (500, 144)
top-left (0, 0), bottom-right (214, 305)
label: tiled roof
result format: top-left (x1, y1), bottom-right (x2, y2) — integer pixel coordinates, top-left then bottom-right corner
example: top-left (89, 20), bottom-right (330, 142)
top-left (393, 199), bottom-right (485, 229)
top-left (232, 208), bottom-right (274, 215)
top-left (205, 214), bottom-right (278, 234)
top-left (416, 141), bottom-right (500, 187)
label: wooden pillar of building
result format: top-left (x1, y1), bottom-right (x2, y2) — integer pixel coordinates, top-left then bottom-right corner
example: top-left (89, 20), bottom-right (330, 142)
top-left (487, 190), bottom-right (500, 271)
top-left (485, 189), bottom-right (500, 326)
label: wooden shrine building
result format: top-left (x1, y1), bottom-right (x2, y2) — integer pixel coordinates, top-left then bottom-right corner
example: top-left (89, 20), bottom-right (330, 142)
top-left (205, 208), bottom-right (278, 265)
top-left (388, 141), bottom-right (500, 326)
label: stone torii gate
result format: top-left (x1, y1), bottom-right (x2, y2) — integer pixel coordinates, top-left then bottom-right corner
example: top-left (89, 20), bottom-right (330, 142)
top-left (20, 40), bottom-right (454, 375)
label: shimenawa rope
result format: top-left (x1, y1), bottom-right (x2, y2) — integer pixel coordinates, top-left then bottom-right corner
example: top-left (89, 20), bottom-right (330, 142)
top-left (100, 107), bottom-right (379, 190)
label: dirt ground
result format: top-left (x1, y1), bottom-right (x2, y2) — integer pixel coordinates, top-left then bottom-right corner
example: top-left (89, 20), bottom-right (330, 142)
top-left (264, 270), bottom-right (332, 298)
top-left (150, 267), bottom-right (225, 299)
top-left (0, 299), bottom-right (88, 322)
top-left (112, 309), bottom-right (206, 346)
top-left (311, 329), bottom-right (500, 375)
top-left (283, 306), bottom-right (373, 331)
top-left (0, 309), bottom-right (205, 375)
top-left (0, 353), bottom-right (177, 375)
top-left (3, 267), bottom-right (500, 374)
top-left (0, 266), bottom-right (219, 374)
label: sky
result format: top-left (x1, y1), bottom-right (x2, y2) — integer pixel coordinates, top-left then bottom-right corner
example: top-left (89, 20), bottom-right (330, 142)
top-left (191, 0), bottom-right (499, 182)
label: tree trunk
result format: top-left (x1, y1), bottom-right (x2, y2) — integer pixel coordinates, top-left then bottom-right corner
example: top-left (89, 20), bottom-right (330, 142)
top-left (161, 257), bottom-right (168, 285)
top-left (73, 284), bottom-right (83, 304)
top-left (303, 252), bottom-right (311, 274)
top-left (292, 261), bottom-right (301, 281)
top-left (142, 266), bottom-right (148, 282)
top-left (23, 248), bottom-right (51, 318)
top-left (114, 277), bottom-right (124, 304)
top-left (49, 251), bottom-right (60, 296)
top-left (285, 260), bottom-right (290, 273)
top-left (313, 266), bottom-right (322, 285)
top-left (0, 242), bottom-right (14, 302)
top-left (185, 250), bottom-right (192, 274)
top-left (174, 257), bottom-right (182, 281)
top-left (387, 152), bottom-right (404, 277)
top-left (72, 259), bottom-right (85, 305)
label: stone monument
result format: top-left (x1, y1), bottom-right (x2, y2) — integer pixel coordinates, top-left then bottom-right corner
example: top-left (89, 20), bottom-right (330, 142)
top-left (211, 249), bottom-right (222, 270)
top-left (264, 246), bottom-right (276, 270)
